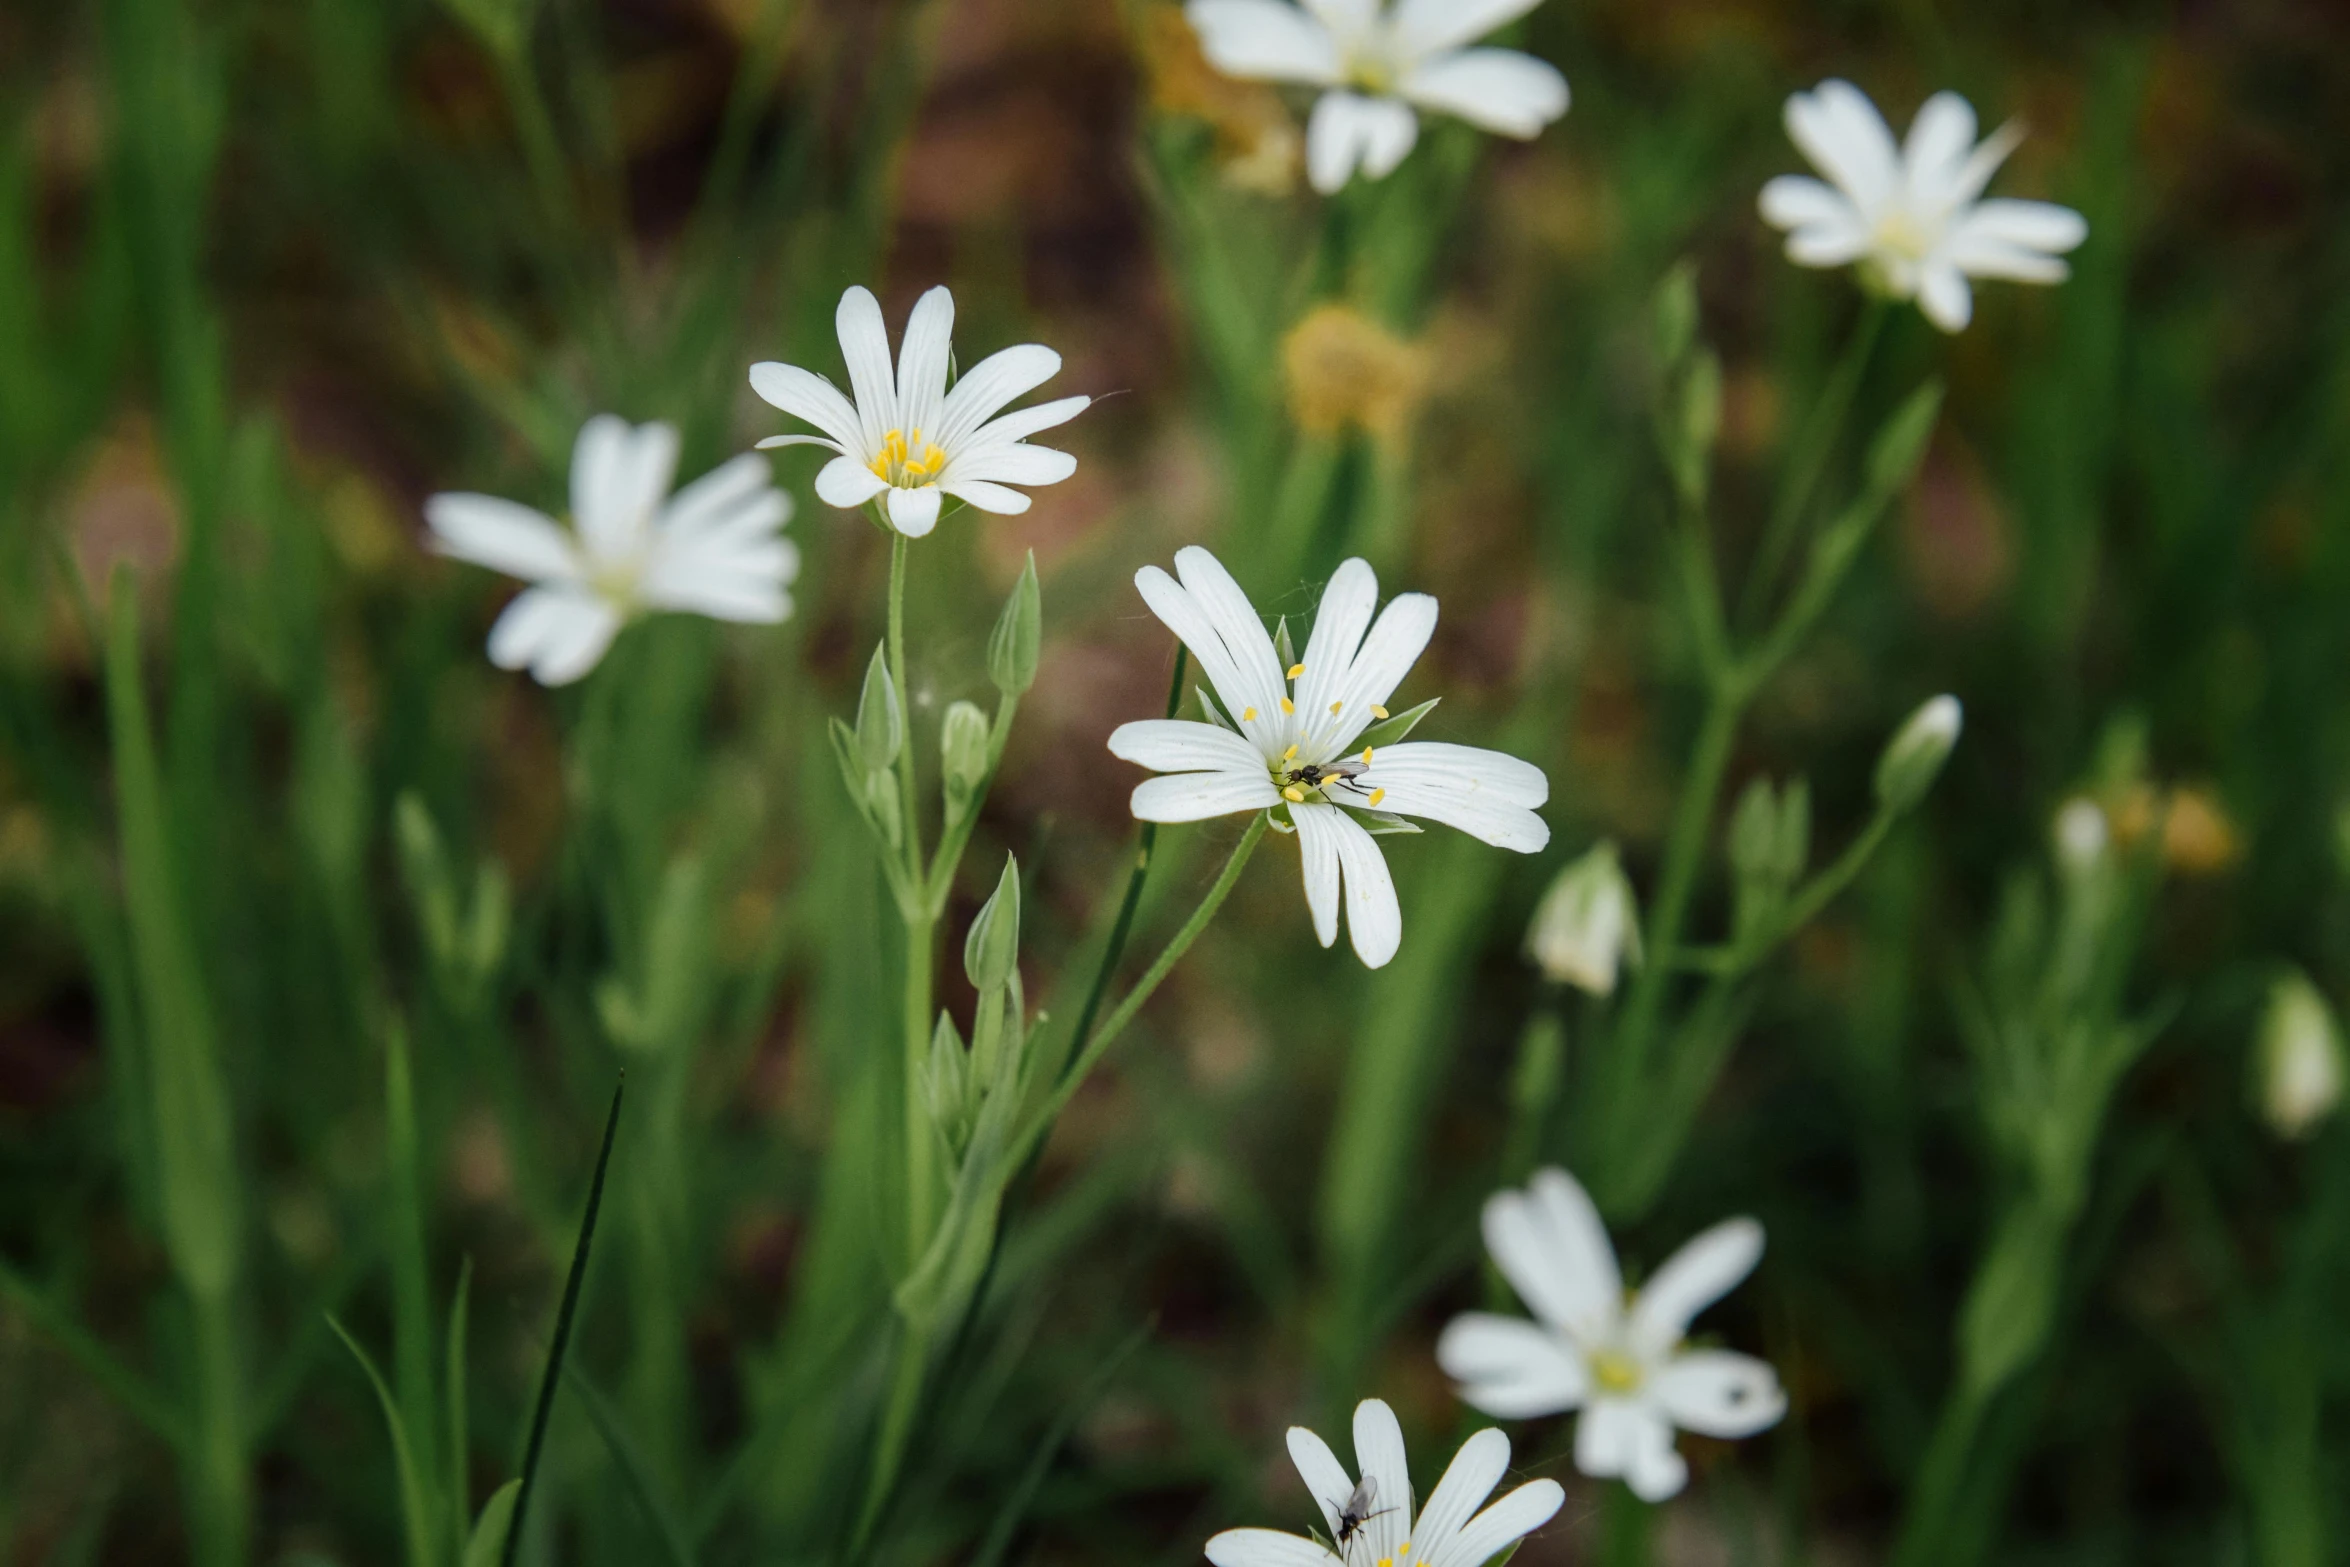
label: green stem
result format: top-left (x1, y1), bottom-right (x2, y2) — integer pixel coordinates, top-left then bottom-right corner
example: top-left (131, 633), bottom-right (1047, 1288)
top-left (849, 1322), bottom-right (931, 1560)
top-left (886, 531), bottom-right (939, 1249)
top-left (1598, 1485), bottom-right (1653, 1567)
top-left (188, 1287), bottom-right (247, 1567)
top-left (1890, 1382), bottom-right (1989, 1567)
top-left (887, 532), bottom-right (925, 886)
top-left (1740, 299), bottom-right (1888, 627)
top-left (1616, 688), bottom-right (1743, 1067)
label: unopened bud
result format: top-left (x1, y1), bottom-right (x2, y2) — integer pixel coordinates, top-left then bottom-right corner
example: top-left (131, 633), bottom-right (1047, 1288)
top-left (1875, 695), bottom-right (1962, 813)
top-left (941, 701), bottom-right (990, 808)
top-left (1525, 841), bottom-right (1642, 996)
top-left (855, 646), bottom-right (903, 774)
top-left (963, 854), bottom-right (1022, 995)
top-left (926, 1012), bottom-right (971, 1153)
top-left (2053, 797), bottom-right (2108, 876)
top-left (987, 553), bottom-right (1041, 698)
top-left (2259, 970), bottom-right (2344, 1141)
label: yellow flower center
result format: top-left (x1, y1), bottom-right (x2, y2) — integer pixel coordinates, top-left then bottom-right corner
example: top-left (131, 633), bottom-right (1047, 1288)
top-left (1590, 1349), bottom-right (1645, 1395)
top-left (1873, 207), bottom-right (1935, 262)
top-left (870, 427), bottom-right (948, 488)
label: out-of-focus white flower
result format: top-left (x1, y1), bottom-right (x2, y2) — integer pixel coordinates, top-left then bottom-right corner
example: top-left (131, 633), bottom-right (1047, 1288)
top-left (749, 286), bottom-right (1088, 539)
top-left (1204, 1398), bottom-right (1563, 1567)
top-left (2053, 796), bottom-right (2109, 876)
top-left (1184, 0), bottom-right (1569, 195)
top-left (425, 416), bottom-right (797, 686)
top-left (1437, 1166), bottom-right (1786, 1502)
top-left (1875, 694), bottom-right (1963, 812)
top-left (1525, 840), bottom-right (1641, 995)
top-left (1107, 547), bottom-right (1549, 968)
top-left (2259, 970), bottom-right (2345, 1141)
top-left (1759, 80), bottom-right (2086, 333)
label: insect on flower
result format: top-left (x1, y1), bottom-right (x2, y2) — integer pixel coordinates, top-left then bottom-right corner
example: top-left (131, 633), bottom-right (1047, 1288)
top-left (1329, 1474), bottom-right (1396, 1560)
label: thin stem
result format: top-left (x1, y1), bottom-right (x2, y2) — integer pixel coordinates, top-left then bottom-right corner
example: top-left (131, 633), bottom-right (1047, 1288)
top-left (886, 532), bottom-right (925, 885)
top-left (886, 531), bottom-right (939, 1248)
top-left (849, 1324), bottom-right (931, 1559)
top-left (187, 1287), bottom-right (247, 1567)
top-left (1740, 299), bottom-right (1889, 627)
top-left (1890, 1382), bottom-right (1989, 1567)
top-left (1616, 687), bottom-right (1744, 1068)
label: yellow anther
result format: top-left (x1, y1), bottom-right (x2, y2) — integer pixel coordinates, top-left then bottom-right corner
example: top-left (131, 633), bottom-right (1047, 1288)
top-left (1280, 697), bottom-right (1294, 714)
top-left (1286, 662), bottom-right (1305, 680)
top-left (1282, 743), bottom-right (1298, 762)
top-left (1368, 788), bottom-right (1386, 807)
top-left (1329, 701), bottom-right (1342, 715)
top-left (1242, 707), bottom-right (1258, 722)
top-left (1361, 747), bottom-right (1374, 764)
top-left (1370, 704), bottom-right (1389, 720)
top-left (1282, 785), bottom-right (1306, 803)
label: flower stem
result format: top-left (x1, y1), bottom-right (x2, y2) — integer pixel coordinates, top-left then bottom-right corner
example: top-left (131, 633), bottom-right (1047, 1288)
top-left (848, 1320), bottom-right (932, 1560)
top-left (1740, 298), bottom-right (1889, 627)
top-left (886, 530), bottom-right (937, 1250)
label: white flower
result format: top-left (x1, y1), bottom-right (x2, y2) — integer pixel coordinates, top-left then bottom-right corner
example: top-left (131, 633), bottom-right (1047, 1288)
top-left (1107, 547), bottom-right (1549, 969)
top-left (1205, 1398), bottom-right (1563, 1567)
top-left (1437, 1167), bottom-right (1786, 1502)
top-left (1184, 0), bottom-right (1569, 195)
top-left (2259, 970), bottom-right (2345, 1141)
top-left (425, 415), bottom-right (797, 686)
top-left (748, 285), bottom-right (1088, 539)
top-left (1759, 79), bottom-right (2087, 333)
top-left (1525, 840), bottom-right (1641, 996)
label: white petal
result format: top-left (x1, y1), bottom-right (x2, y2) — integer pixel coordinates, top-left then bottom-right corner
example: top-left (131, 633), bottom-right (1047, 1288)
top-left (1131, 772), bottom-right (1282, 823)
top-left (894, 286), bottom-right (955, 443)
top-left (1391, 0), bottom-right (1544, 58)
top-left (834, 286), bottom-right (898, 451)
top-left (486, 586), bottom-right (621, 686)
top-left (659, 454), bottom-right (787, 550)
top-left (1484, 1167), bottom-right (1621, 1341)
top-left (1353, 741), bottom-right (1549, 852)
top-left (1305, 591), bottom-right (1435, 756)
top-left (1307, 92), bottom-right (1420, 194)
top-left (1174, 546), bottom-right (1290, 729)
top-left (641, 538), bottom-right (798, 624)
top-left (1292, 802), bottom-right (1400, 967)
top-left (425, 493), bottom-right (578, 583)
top-left (748, 361), bottom-right (865, 453)
top-left (1950, 198), bottom-right (2086, 262)
top-left (963, 393), bottom-right (1091, 448)
top-left (1409, 1427), bottom-right (1509, 1564)
top-left (936, 345), bottom-right (1064, 450)
top-left (1293, 798), bottom-right (1343, 949)
top-left (1292, 556), bottom-right (1378, 726)
top-left (1785, 79), bottom-right (1899, 212)
top-left (816, 455), bottom-right (891, 510)
top-left (1301, 0), bottom-right (1375, 40)
top-left (1399, 49), bottom-right (1568, 138)
top-left (1628, 1217), bottom-right (1764, 1354)
top-left (941, 443), bottom-right (1077, 488)
top-left (1758, 174), bottom-right (1858, 234)
top-left (753, 433), bottom-right (844, 453)
top-left (1108, 719), bottom-right (1269, 775)
top-left (1185, 0), bottom-right (1341, 84)
top-left (1205, 1529), bottom-right (1343, 1567)
top-left (1574, 1401), bottom-right (1686, 1501)
top-left (1786, 221), bottom-right (1874, 268)
top-left (1285, 1426), bottom-right (1355, 1537)
top-left (1432, 1481), bottom-right (1566, 1567)
top-left (1949, 120), bottom-right (2024, 206)
top-left (1651, 1351), bottom-right (1787, 1439)
top-left (1350, 1400), bottom-right (1412, 1564)
top-left (1436, 1312), bottom-right (1589, 1417)
top-left (1917, 263), bottom-right (1973, 332)
top-left (1902, 90), bottom-right (1978, 208)
top-left (939, 480), bottom-right (1033, 514)
top-left (885, 485), bottom-right (943, 537)
top-left (571, 416), bottom-right (676, 563)
top-left (1134, 564), bottom-right (1280, 737)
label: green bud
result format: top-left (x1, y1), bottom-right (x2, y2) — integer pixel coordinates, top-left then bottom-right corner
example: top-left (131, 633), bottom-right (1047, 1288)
top-left (1677, 348), bottom-right (1723, 486)
top-left (1273, 617), bottom-right (1296, 671)
top-left (1653, 260), bottom-right (1700, 371)
top-left (465, 862), bottom-right (512, 987)
top-left (1957, 1202), bottom-right (2064, 1401)
top-left (1524, 841), bottom-right (1641, 997)
top-left (963, 854), bottom-right (1022, 995)
top-left (855, 646), bottom-right (904, 774)
top-left (1729, 777), bottom-right (1783, 889)
top-left (2258, 969), bottom-right (2344, 1141)
top-left (987, 552), bottom-right (1042, 697)
top-left (941, 700), bottom-right (990, 811)
top-left (1874, 695), bottom-right (1963, 813)
top-left (926, 1012), bottom-right (972, 1155)
top-left (394, 791), bottom-right (458, 962)
top-left (864, 770), bottom-right (903, 849)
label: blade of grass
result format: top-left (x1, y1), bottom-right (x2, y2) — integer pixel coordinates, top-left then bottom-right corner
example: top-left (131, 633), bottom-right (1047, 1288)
top-left (503, 1076), bottom-right (626, 1567)
top-left (0, 1255), bottom-right (185, 1448)
top-left (385, 1018), bottom-right (440, 1501)
top-left (558, 1359), bottom-right (698, 1567)
top-left (326, 1315), bottom-right (439, 1567)
top-left (968, 1317), bottom-right (1154, 1567)
top-left (447, 1257), bottom-right (474, 1564)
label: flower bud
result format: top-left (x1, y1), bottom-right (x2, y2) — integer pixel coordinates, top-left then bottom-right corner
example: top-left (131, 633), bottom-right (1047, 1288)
top-left (963, 854), bottom-right (1022, 995)
top-left (1525, 841), bottom-right (1642, 996)
top-left (854, 645), bottom-right (903, 775)
top-left (1875, 695), bottom-right (1963, 813)
top-left (987, 553), bottom-right (1041, 698)
top-left (925, 1012), bottom-right (972, 1155)
top-left (2258, 970), bottom-right (2344, 1141)
top-left (941, 700), bottom-right (990, 809)
top-left (2053, 797), bottom-right (2108, 877)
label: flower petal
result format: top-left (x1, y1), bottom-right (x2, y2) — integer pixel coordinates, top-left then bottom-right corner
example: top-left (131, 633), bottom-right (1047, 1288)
top-left (748, 361), bottom-right (866, 454)
top-left (964, 393), bottom-right (1091, 448)
top-left (940, 443), bottom-right (1077, 488)
top-left (1350, 1400), bottom-right (1412, 1564)
top-left (1353, 741), bottom-right (1549, 852)
top-left (1185, 0), bottom-right (1341, 84)
top-left (1134, 564), bottom-right (1278, 739)
top-left (1131, 772), bottom-right (1282, 823)
top-left (1108, 719), bottom-right (1269, 776)
top-left (1758, 174), bottom-right (1858, 234)
top-left (1436, 1312), bottom-right (1590, 1417)
top-left (1391, 0), bottom-right (1544, 58)
top-left (1628, 1217), bottom-right (1764, 1354)
top-left (940, 480), bottom-right (1033, 514)
top-left (1399, 49), bottom-right (1568, 138)
top-left (895, 285), bottom-right (955, 443)
top-left (1285, 1426), bottom-right (1355, 1537)
top-left (659, 454), bottom-right (787, 550)
top-left (1483, 1166), bottom-right (1621, 1341)
top-left (816, 455), bottom-right (891, 510)
top-left (1174, 546), bottom-right (1290, 729)
top-left (1916, 262), bottom-right (1973, 332)
top-left (1292, 798), bottom-right (1343, 949)
top-left (1293, 802), bottom-right (1400, 967)
top-left (425, 493), bottom-right (578, 583)
top-left (640, 555), bottom-right (795, 624)
top-left (1205, 1529), bottom-right (1343, 1567)
top-left (1902, 90), bottom-right (1978, 209)
top-left (486, 585), bottom-right (621, 686)
top-left (1408, 1427), bottom-right (1509, 1564)
top-left (835, 286), bottom-right (898, 451)
top-left (1293, 557), bottom-right (1379, 728)
top-left (885, 485), bottom-right (943, 537)
top-left (571, 415), bottom-right (677, 563)
top-left (1433, 1480), bottom-right (1566, 1567)
top-left (1786, 221), bottom-right (1874, 268)
top-left (1574, 1400), bottom-right (1687, 1501)
top-left (1949, 198), bottom-right (2086, 267)
top-left (936, 345), bottom-right (1064, 450)
top-left (1785, 79), bottom-right (1899, 213)
top-left (1306, 91), bottom-right (1420, 194)
top-left (1307, 590), bottom-right (1436, 756)
top-left (1651, 1350), bottom-right (1787, 1439)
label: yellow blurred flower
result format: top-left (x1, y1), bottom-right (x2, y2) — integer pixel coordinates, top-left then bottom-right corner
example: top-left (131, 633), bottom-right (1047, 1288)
top-left (2106, 782), bottom-right (2241, 875)
top-left (1141, 8), bottom-right (1301, 195)
top-left (1282, 303), bottom-right (1429, 443)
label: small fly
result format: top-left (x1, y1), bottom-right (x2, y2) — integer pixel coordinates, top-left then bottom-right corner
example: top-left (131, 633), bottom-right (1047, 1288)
top-left (1330, 1474), bottom-right (1398, 1561)
top-left (1284, 758), bottom-right (1373, 799)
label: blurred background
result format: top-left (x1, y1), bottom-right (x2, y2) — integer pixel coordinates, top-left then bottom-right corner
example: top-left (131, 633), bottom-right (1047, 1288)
top-left (3, 0), bottom-right (2350, 1563)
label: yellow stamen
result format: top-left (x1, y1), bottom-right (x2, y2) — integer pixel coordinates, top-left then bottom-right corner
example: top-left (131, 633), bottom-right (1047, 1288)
top-left (1590, 1349), bottom-right (1645, 1395)
top-left (1362, 748), bottom-right (1374, 764)
top-left (1368, 788), bottom-right (1385, 807)
top-left (1329, 701), bottom-right (1343, 714)
top-left (1282, 743), bottom-right (1299, 762)
top-left (1286, 662), bottom-right (1305, 680)
top-left (1370, 704), bottom-right (1389, 720)
top-left (1242, 707), bottom-right (1258, 722)
top-left (867, 426), bottom-right (948, 487)
top-left (1280, 697), bottom-right (1294, 714)
top-left (1282, 785), bottom-right (1306, 803)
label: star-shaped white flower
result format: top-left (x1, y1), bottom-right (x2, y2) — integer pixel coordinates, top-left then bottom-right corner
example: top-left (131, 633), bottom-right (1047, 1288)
top-left (1206, 1398), bottom-right (1564, 1567)
top-left (1437, 1167), bottom-right (1787, 1502)
top-left (1185, 0), bottom-right (1569, 194)
top-left (748, 285), bottom-right (1089, 539)
top-left (1759, 79), bottom-right (2087, 333)
top-left (1107, 547), bottom-right (1549, 969)
top-left (425, 415), bottom-right (797, 686)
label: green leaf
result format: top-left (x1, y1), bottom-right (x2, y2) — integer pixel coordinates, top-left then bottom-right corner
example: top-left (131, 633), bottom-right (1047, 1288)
top-left (559, 1361), bottom-right (698, 1567)
top-left (327, 1315), bottom-right (440, 1567)
top-left (446, 1258), bottom-right (473, 1563)
top-left (1353, 811), bottom-right (1423, 836)
top-left (1354, 698), bottom-right (1439, 751)
top-left (1865, 379), bottom-right (1944, 495)
top-left (463, 1480), bottom-right (520, 1567)
top-left (1652, 259), bottom-right (1699, 370)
